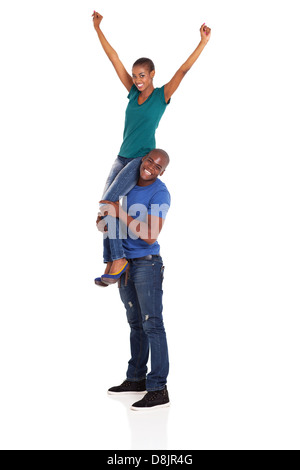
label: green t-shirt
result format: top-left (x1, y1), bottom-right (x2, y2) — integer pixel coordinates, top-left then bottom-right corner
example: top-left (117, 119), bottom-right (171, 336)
top-left (118, 85), bottom-right (170, 159)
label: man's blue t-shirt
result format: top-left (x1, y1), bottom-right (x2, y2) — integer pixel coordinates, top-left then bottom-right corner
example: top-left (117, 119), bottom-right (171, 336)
top-left (122, 179), bottom-right (171, 259)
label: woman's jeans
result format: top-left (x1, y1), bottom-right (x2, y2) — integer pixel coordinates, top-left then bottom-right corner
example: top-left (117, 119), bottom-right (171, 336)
top-left (101, 156), bottom-right (143, 263)
top-left (118, 256), bottom-right (169, 391)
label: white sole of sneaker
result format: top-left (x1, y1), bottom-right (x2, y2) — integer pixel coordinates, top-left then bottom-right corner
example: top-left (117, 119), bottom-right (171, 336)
top-left (107, 390), bottom-right (146, 395)
top-left (130, 402), bottom-right (170, 411)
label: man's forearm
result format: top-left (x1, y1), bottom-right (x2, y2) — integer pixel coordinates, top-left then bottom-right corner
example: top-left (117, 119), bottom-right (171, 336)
top-left (119, 208), bottom-right (157, 245)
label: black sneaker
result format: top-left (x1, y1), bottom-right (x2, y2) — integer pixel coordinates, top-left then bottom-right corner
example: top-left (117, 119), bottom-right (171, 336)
top-left (131, 387), bottom-right (170, 410)
top-left (107, 379), bottom-right (146, 395)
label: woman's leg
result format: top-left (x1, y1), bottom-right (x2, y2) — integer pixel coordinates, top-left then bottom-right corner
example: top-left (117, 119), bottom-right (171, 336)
top-left (101, 157), bottom-right (126, 198)
top-left (100, 157), bottom-right (127, 263)
top-left (104, 215), bottom-right (126, 261)
top-left (102, 156), bottom-right (143, 202)
top-left (101, 157), bottom-right (142, 265)
top-left (103, 237), bottom-right (112, 263)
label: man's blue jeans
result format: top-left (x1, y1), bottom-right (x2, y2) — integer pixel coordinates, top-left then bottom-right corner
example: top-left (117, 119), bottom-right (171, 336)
top-left (118, 256), bottom-right (169, 391)
top-left (101, 156), bottom-right (143, 263)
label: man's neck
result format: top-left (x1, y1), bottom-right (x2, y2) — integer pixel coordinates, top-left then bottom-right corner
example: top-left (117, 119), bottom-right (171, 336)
top-left (137, 177), bottom-right (158, 187)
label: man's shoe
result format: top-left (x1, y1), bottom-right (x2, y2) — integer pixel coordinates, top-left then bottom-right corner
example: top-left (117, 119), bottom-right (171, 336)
top-left (131, 387), bottom-right (170, 410)
top-left (107, 379), bottom-right (146, 395)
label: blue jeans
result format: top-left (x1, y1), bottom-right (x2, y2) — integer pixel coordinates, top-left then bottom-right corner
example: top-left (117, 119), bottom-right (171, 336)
top-left (101, 156), bottom-right (143, 263)
top-left (118, 256), bottom-right (169, 391)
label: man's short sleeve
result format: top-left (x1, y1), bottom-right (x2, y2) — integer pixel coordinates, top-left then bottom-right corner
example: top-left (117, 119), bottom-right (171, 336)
top-left (148, 189), bottom-right (171, 219)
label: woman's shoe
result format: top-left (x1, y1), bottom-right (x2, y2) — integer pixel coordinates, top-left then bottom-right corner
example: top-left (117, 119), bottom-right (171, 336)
top-left (94, 277), bottom-right (108, 287)
top-left (94, 261), bottom-right (112, 287)
top-left (101, 261), bottom-right (129, 285)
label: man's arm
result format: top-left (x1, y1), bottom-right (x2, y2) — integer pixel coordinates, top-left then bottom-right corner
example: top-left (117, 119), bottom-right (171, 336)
top-left (121, 212), bottom-right (165, 245)
top-left (99, 201), bottom-right (165, 244)
top-left (163, 23), bottom-right (211, 103)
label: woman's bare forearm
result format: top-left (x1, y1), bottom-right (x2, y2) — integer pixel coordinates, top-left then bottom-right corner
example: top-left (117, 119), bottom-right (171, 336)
top-left (180, 40), bottom-right (206, 74)
top-left (164, 23), bottom-right (211, 102)
top-left (94, 25), bottom-right (119, 63)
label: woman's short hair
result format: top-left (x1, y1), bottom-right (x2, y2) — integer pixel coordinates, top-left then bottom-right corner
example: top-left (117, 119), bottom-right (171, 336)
top-left (132, 58), bottom-right (155, 72)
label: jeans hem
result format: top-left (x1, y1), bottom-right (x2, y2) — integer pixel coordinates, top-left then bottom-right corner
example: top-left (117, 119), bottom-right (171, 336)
top-left (111, 255), bottom-right (126, 261)
top-left (103, 256), bottom-right (126, 263)
top-left (126, 376), bottom-right (146, 382)
top-left (146, 385), bottom-right (167, 392)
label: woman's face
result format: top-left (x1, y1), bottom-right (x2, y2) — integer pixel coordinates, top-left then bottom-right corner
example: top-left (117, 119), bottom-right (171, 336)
top-left (132, 65), bottom-right (155, 92)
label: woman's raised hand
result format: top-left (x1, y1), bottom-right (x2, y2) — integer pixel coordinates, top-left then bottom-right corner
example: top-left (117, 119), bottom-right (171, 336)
top-left (200, 23), bottom-right (211, 44)
top-left (92, 11), bottom-right (103, 29)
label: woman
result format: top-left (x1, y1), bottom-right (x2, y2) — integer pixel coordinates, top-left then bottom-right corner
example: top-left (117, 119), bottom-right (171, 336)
top-left (92, 11), bottom-right (211, 284)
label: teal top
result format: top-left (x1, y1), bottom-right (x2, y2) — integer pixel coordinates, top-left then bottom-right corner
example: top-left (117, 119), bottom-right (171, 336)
top-left (118, 85), bottom-right (170, 159)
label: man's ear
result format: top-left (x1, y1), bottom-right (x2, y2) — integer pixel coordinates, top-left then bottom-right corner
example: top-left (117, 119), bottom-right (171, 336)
top-left (160, 169), bottom-right (165, 177)
top-left (141, 155), bottom-right (147, 162)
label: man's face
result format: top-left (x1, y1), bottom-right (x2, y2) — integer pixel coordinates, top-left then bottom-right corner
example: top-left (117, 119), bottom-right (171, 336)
top-left (139, 152), bottom-right (167, 185)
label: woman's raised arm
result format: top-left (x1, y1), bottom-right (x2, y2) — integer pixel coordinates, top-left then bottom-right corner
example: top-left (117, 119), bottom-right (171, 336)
top-left (92, 11), bottom-right (133, 92)
top-left (164, 23), bottom-right (211, 103)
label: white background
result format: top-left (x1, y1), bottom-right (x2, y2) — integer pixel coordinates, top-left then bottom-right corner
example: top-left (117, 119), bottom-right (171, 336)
top-left (0, 0), bottom-right (299, 450)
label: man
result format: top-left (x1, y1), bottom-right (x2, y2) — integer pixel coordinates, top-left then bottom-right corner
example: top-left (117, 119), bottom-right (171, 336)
top-left (97, 149), bottom-right (171, 411)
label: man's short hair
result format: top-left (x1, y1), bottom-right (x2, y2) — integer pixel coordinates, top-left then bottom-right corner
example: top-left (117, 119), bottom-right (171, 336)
top-left (148, 149), bottom-right (170, 168)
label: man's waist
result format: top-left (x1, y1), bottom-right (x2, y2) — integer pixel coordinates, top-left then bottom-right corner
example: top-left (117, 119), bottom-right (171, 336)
top-left (128, 254), bottom-right (161, 262)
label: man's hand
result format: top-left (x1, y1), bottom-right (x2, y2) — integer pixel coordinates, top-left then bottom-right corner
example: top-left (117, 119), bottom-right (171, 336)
top-left (99, 200), bottom-right (120, 218)
top-left (96, 214), bottom-right (108, 232)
